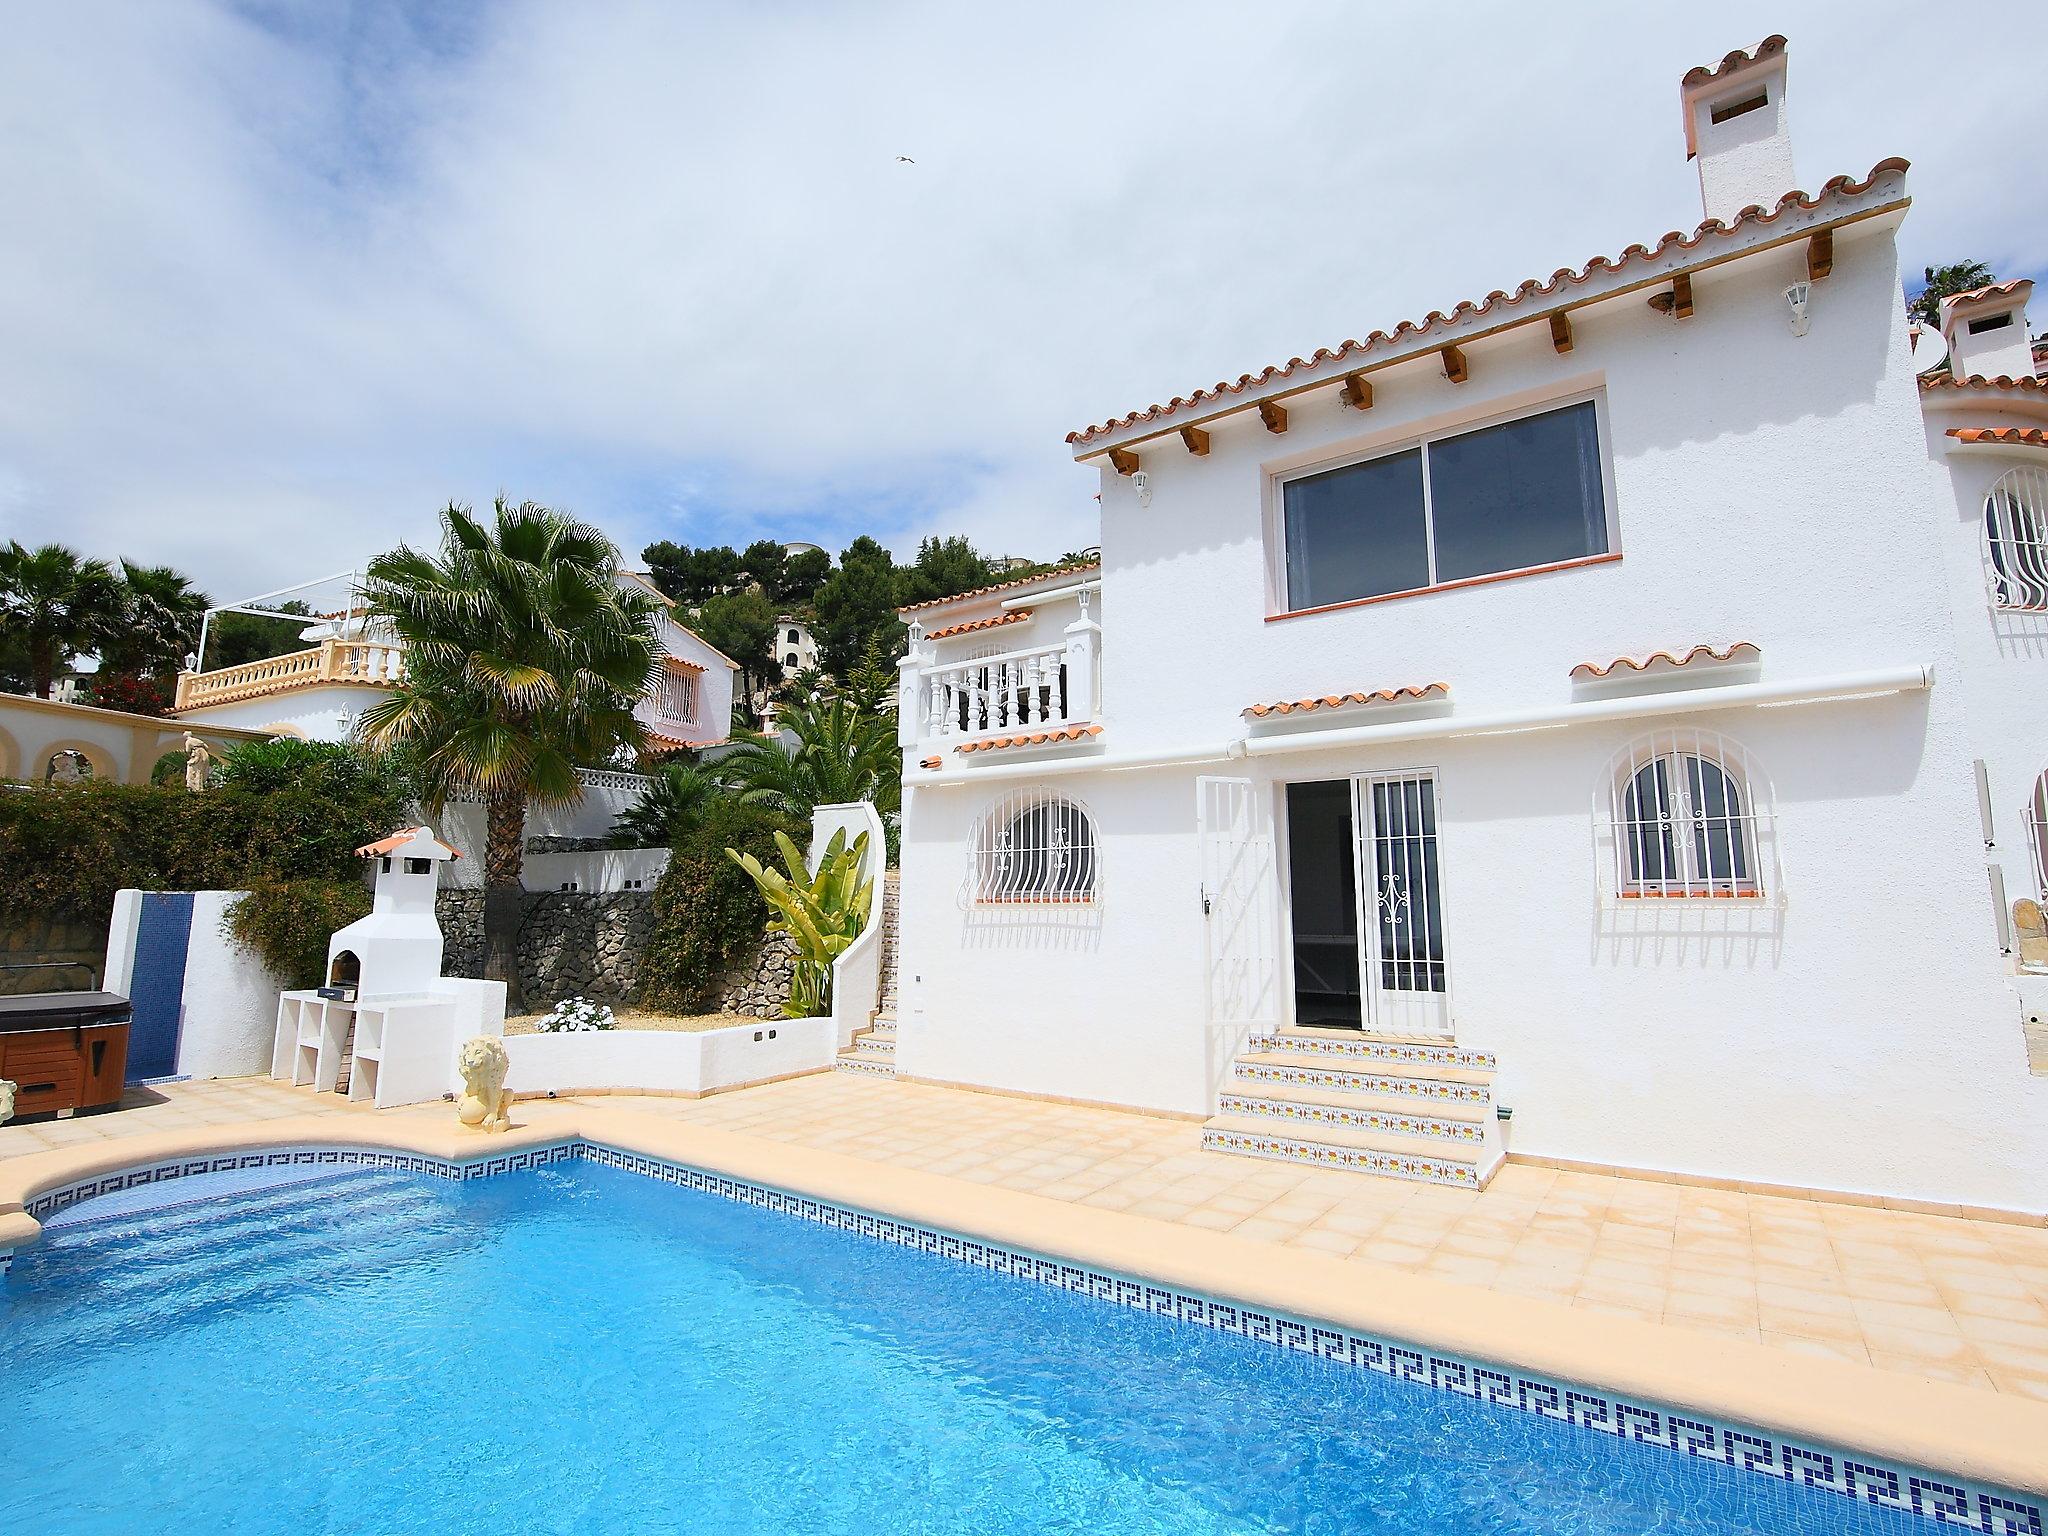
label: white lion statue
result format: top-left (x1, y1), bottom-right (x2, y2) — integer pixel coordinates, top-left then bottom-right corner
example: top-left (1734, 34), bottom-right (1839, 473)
top-left (455, 1036), bottom-right (513, 1133)
top-left (0, 1078), bottom-right (15, 1127)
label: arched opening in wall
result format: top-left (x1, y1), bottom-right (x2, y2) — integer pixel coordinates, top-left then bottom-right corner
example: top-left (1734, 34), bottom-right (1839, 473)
top-left (44, 749), bottom-right (95, 785)
top-left (1983, 464), bottom-right (2048, 613)
top-left (328, 949), bottom-right (361, 990)
top-left (1597, 729), bottom-right (1775, 903)
top-left (966, 790), bottom-right (1099, 905)
top-left (0, 724), bottom-right (19, 781)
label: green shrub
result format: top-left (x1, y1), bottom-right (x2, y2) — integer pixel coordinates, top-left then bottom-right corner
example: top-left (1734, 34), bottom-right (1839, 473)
top-left (223, 879), bottom-right (373, 989)
top-left (0, 767), bottom-right (412, 926)
top-left (640, 797), bottom-right (801, 1012)
top-left (149, 750), bottom-right (186, 787)
top-left (217, 737), bottom-right (419, 802)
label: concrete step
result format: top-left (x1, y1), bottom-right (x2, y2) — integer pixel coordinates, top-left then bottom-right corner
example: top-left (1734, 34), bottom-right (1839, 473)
top-left (1232, 1055), bottom-right (1493, 1105)
top-left (1247, 1029), bottom-right (1496, 1072)
top-left (1200, 1113), bottom-right (1493, 1189)
top-left (1214, 1083), bottom-right (1490, 1146)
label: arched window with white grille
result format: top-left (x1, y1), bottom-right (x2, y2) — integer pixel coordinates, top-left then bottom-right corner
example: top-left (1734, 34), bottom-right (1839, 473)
top-left (966, 790), bottom-right (1099, 905)
top-left (1597, 729), bottom-right (1776, 902)
top-left (1983, 465), bottom-right (2048, 612)
top-left (2024, 771), bottom-right (2048, 899)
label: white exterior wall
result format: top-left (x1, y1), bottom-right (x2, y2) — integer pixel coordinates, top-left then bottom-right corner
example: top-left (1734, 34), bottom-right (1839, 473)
top-left (104, 889), bottom-right (285, 1079)
top-left (898, 216), bottom-right (2048, 1212)
top-left (173, 684), bottom-right (381, 742)
top-left (638, 609), bottom-right (736, 746)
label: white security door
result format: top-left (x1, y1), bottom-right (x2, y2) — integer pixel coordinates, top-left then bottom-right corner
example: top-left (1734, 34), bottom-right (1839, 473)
top-left (1356, 774), bottom-right (1451, 1037)
top-left (1197, 776), bottom-right (1281, 1042)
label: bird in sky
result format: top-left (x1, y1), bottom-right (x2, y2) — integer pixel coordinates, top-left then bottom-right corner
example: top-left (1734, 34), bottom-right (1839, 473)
top-left (895, 155), bottom-right (915, 164)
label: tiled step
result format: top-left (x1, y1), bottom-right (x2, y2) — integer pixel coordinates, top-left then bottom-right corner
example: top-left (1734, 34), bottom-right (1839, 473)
top-left (865, 1016), bottom-right (896, 1038)
top-left (1246, 1030), bottom-right (1496, 1073)
top-left (1215, 1081), bottom-right (1490, 1145)
top-left (1232, 1054), bottom-right (1492, 1105)
top-left (1200, 1115), bottom-right (1492, 1189)
top-left (833, 1054), bottom-right (897, 1079)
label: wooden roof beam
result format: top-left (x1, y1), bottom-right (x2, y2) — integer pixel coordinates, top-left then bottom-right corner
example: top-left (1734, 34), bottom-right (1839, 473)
top-left (1258, 400), bottom-right (1289, 434)
top-left (1549, 312), bottom-right (1573, 354)
top-left (1106, 447), bottom-right (1140, 476)
top-left (1441, 345), bottom-right (1469, 384)
top-left (1806, 227), bottom-right (1833, 281)
top-left (1340, 373), bottom-right (1373, 410)
top-left (1648, 272), bottom-right (1694, 319)
top-left (1179, 425), bottom-right (1209, 455)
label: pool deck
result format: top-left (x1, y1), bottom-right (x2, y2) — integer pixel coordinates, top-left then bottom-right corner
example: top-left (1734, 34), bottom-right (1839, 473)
top-left (2, 1070), bottom-right (2045, 1499)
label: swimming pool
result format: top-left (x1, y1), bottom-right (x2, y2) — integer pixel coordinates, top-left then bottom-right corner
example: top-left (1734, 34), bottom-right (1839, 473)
top-left (0, 1149), bottom-right (2031, 1534)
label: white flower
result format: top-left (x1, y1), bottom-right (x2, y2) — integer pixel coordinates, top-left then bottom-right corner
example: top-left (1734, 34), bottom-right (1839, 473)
top-left (539, 998), bottom-right (616, 1033)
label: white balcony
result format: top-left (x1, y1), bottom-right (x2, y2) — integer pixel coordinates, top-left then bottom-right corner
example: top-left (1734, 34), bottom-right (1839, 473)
top-left (898, 602), bottom-right (1100, 751)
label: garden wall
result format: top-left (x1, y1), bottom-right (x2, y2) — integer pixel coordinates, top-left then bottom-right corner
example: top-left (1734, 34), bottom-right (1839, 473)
top-left (0, 911), bottom-right (112, 992)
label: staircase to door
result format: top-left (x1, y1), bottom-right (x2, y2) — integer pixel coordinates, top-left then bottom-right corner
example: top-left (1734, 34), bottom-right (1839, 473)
top-left (1202, 1029), bottom-right (1504, 1188)
top-left (835, 872), bottom-right (900, 1077)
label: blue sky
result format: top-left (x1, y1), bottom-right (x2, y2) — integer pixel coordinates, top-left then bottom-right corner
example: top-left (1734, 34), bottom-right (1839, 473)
top-left (1, 0), bottom-right (2041, 604)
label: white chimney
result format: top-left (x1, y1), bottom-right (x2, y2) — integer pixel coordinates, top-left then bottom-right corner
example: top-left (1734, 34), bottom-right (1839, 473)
top-left (326, 825), bottom-right (460, 1000)
top-left (1940, 280), bottom-right (2036, 383)
top-left (1681, 36), bottom-right (1793, 226)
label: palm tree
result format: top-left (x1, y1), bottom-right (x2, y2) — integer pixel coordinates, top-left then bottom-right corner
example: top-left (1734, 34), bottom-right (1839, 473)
top-left (102, 561), bottom-right (210, 679)
top-left (0, 542), bottom-right (124, 697)
top-left (1909, 260), bottom-right (1996, 329)
top-left (713, 694), bottom-right (900, 823)
top-left (611, 761), bottom-right (722, 847)
top-left (358, 499), bottom-right (661, 1005)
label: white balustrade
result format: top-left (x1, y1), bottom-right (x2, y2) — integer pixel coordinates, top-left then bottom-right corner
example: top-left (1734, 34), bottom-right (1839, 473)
top-left (904, 610), bottom-right (1100, 747)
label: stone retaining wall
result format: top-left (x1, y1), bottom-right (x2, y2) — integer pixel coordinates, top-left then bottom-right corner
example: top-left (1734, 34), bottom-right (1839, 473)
top-left (716, 930), bottom-right (799, 1018)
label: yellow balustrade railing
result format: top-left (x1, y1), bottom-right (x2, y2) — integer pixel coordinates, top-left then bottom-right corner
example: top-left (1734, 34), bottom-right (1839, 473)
top-left (174, 639), bottom-right (406, 711)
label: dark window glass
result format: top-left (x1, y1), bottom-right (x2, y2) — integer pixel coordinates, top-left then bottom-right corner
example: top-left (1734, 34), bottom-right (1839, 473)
top-left (404, 857), bottom-right (431, 875)
top-left (1282, 447), bottom-right (1426, 610)
top-left (1428, 400), bottom-right (1608, 584)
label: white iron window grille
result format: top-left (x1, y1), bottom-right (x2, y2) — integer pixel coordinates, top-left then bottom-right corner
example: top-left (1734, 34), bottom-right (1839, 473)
top-left (966, 790), bottom-right (1099, 905)
top-left (1597, 729), bottom-right (1777, 902)
top-left (656, 665), bottom-right (698, 722)
top-left (1983, 465), bottom-right (2048, 612)
top-left (2025, 771), bottom-right (2048, 900)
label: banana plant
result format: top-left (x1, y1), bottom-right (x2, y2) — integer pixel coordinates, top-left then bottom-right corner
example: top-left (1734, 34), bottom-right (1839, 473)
top-left (726, 828), bottom-right (874, 1018)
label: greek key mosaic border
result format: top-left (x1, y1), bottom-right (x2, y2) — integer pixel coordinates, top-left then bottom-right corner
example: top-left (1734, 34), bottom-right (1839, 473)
top-left (578, 1140), bottom-right (2038, 1536)
top-left (1245, 1032), bottom-right (1497, 1071)
top-left (8, 1136), bottom-right (2040, 1534)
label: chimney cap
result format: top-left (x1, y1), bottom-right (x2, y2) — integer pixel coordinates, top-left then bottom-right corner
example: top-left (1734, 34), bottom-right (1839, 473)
top-left (356, 825), bottom-right (463, 861)
top-left (1681, 35), bottom-right (1790, 159)
top-left (1938, 278), bottom-right (2033, 323)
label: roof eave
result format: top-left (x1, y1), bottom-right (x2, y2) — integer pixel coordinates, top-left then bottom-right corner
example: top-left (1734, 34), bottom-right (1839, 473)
top-left (1068, 164), bottom-right (1910, 463)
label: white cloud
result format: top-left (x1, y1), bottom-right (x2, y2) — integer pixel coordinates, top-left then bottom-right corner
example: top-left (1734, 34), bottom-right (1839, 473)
top-left (0, 0), bottom-right (2039, 601)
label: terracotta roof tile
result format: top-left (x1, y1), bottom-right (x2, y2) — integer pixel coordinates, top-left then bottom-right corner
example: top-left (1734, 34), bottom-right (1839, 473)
top-left (1244, 683), bottom-right (1447, 719)
top-left (1572, 642), bottom-right (1760, 681)
top-left (919, 756), bottom-right (943, 771)
top-left (1921, 373), bottom-right (2047, 394)
top-left (900, 562), bottom-right (1100, 615)
top-left (1942, 279), bottom-right (2031, 307)
top-left (1066, 160), bottom-right (1909, 446)
top-left (355, 827), bottom-right (461, 859)
top-left (645, 730), bottom-right (723, 751)
top-left (955, 724), bottom-right (1103, 755)
top-left (1680, 35), bottom-right (1787, 89)
top-left (926, 611), bottom-right (1031, 640)
top-left (1947, 427), bottom-right (2048, 449)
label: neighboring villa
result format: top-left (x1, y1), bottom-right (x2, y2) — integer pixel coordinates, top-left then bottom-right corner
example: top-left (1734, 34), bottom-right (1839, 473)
top-left (887, 37), bottom-right (2048, 1217)
top-left (171, 567), bottom-right (737, 755)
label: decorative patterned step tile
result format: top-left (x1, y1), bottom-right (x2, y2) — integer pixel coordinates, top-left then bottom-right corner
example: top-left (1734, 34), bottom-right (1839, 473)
top-left (1231, 1059), bottom-right (1491, 1107)
top-left (1200, 1124), bottom-right (1481, 1189)
top-left (1246, 1032), bottom-right (1495, 1072)
top-left (1215, 1092), bottom-right (1485, 1144)
top-left (833, 1054), bottom-right (896, 1078)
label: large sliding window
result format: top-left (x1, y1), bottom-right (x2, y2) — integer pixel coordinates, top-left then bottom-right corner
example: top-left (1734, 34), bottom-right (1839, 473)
top-left (1280, 398), bottom-right (1610, 612)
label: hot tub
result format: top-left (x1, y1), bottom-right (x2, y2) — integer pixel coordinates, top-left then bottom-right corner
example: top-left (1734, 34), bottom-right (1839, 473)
top-left (0, 992), bottom-right (132, 1118)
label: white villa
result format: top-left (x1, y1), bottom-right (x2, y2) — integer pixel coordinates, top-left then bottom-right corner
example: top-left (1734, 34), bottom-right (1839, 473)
top-left (171, 567), bottom-right (737, 756)
top-left (886, 37), bottom-right (2048, 1218)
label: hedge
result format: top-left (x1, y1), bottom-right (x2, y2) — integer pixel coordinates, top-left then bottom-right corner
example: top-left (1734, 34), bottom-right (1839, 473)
top-left (638, 797), bottom-right (800, 1013)
top-left (222, 878), bottom-right (375, 990)
top-left (0, 777), bottom-right (413, 926)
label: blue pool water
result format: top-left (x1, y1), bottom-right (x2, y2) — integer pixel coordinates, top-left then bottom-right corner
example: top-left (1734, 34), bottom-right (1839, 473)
top-left (0, 1159), bottom-right (1955, 1535)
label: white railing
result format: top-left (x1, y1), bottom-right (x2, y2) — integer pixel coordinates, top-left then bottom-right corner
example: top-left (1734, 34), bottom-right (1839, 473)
top-left (898, 602), bottom-right (1101, 748)
top-left (175, 639), bottom-right (406, 710)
